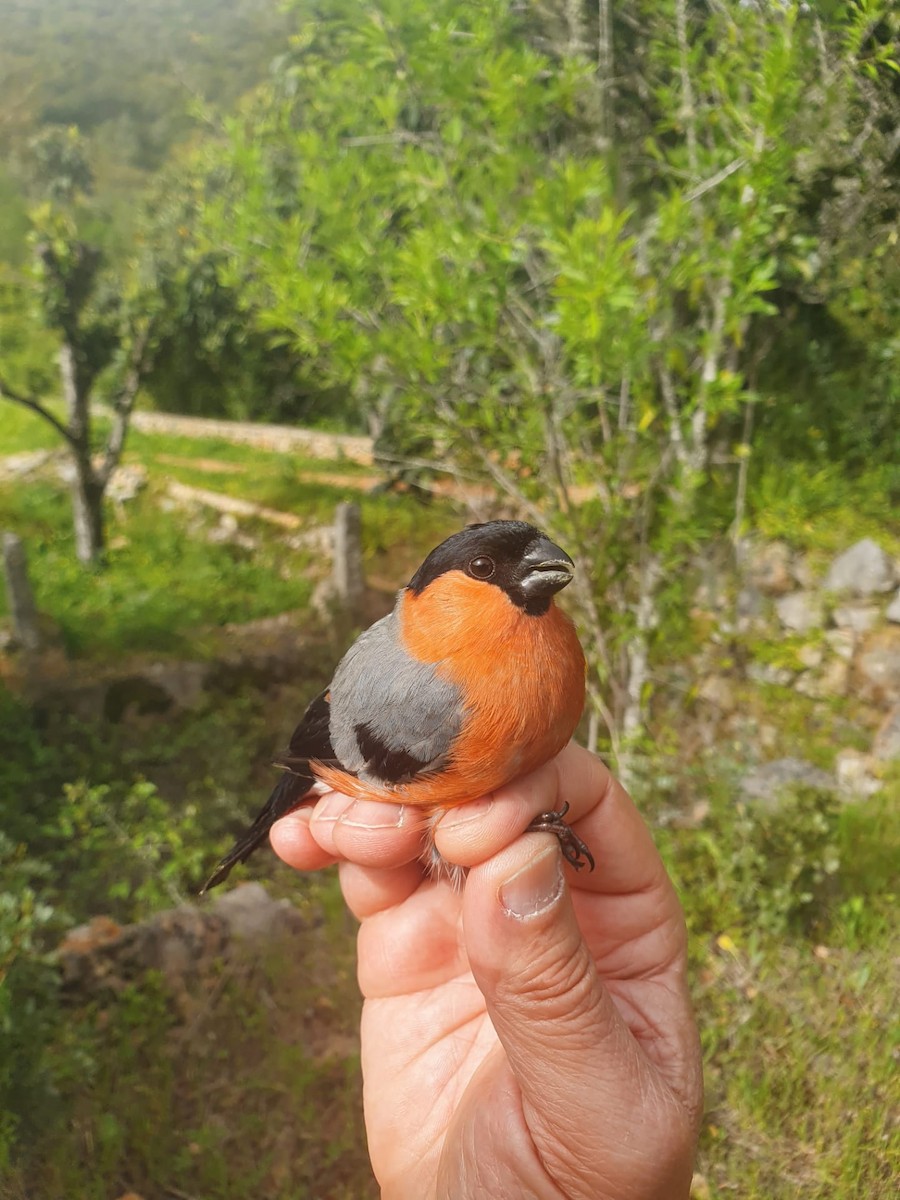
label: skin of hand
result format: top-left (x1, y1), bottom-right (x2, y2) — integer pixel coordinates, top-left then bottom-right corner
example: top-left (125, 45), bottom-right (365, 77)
top-left (270, 742), bottom-right (703, 1200)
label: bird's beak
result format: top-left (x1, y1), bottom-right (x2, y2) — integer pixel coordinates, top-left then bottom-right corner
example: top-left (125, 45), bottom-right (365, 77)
top-left (519, 537), bottom-right (576, 599)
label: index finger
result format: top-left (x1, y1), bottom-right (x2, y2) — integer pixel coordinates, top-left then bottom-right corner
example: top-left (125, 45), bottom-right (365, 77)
top-left (433, 741), bottom-right (668, 898)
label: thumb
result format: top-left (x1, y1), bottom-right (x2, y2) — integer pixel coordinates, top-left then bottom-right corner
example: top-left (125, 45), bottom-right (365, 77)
top-left (462, 837), bottom-right (664, 1194)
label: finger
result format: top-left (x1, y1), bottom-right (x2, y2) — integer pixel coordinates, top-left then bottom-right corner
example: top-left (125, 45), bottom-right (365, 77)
top-left (326, 798), bottom-right (429, 868)
top-left (338, 859), bottom-right (425, 921)
top-left (270, 807), bottom-right (339, 871)
top-left (356, 878), bottom-right (468, 998)
top-left (435, 742), bottom-right (666, 898)
top-left (463, 838), bottom-right (698, 1197)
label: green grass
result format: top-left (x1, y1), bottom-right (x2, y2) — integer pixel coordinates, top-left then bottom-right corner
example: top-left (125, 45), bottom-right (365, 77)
top-left (5, 761), bottom-right (896, 1200)
top-left (657, 778), bottom-right (900, 1200)
top-left (0, 405), bottom-right (457, 656)
top-left (0, 401), bottom-right (65, 455)
top-left (696, 934), bottom-right (897, 1198)
top-left (750, 460), bottom-right (900, 560)
top-left (3, 397), bottom-right (900, 1198)
top-left (9, 901), bottom-right (377, 1200)
top-left (0, 479), bottom-right (312, 655)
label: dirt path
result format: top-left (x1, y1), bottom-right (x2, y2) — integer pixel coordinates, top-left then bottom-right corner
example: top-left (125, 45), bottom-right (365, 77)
top-left (130, 410), bottom-right (374, 465)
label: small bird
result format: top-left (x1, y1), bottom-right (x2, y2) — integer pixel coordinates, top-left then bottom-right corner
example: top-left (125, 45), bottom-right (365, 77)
top-left (201, 520), bottom-right (592, 892)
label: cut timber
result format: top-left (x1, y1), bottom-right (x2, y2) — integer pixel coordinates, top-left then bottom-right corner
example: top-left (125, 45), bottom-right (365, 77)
top-left (333, 501), bottom-right (365, 618)
top-left (166, 480), bottom-right (303, 529)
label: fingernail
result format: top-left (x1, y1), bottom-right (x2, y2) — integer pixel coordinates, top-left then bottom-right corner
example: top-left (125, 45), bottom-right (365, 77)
top-left (499, 845), bottom-right (564, 921)
top-left (313, 794), bottom-right (353, 825)
top-left (339, 799), bottom-right (407, 830)
top-left (438, 797), bottom-right (494, 829)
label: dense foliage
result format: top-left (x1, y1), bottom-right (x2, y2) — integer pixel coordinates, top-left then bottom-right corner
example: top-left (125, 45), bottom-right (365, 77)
top-left (189, 0), bottom-right (899, 758)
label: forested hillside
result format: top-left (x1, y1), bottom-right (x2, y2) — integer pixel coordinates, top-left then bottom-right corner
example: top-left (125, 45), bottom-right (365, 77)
top-left (0, 0), bottom-right (290, 254)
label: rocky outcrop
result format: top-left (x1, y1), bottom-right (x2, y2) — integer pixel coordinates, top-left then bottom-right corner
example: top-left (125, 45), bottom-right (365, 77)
top-left (58, 883), bottom-right (308, 1000)
top-left (872, 706), bottom-right (900, 762)
top-left (743, 540), bottom-right (794, 596)
top-left (774, 591), bottom-right (824, 634)
top-left (739, 757), bottom-right (838, 807)
top-left (823, 538), bottom-right (896, 596)
top-left (693, 534), bottom-right (900, 801)
top-left (853, 627), bottom-right (900, 706)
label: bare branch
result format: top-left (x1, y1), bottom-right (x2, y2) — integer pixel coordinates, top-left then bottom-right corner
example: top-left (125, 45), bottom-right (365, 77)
top-left (597, 0), bottom-right (614, 140)
top-left (657, 359), bottom-right (689, 469)
top-left (675, 0), bottom-right (699, 177)
top-left (0, 373), bottom-right (74, 446)
top-left (684, 156), bottom-right (747, 204)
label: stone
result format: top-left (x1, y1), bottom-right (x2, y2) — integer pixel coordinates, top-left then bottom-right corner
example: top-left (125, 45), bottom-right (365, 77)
top-left (797, 643), bottom-right (824, 670)
top-left (824, 538), bottom-right (896, 596)
top-left (886, 590), bottom-right (900, 624)
top-left (747, 661), bottom-right (795, 687)
top-left (739, 757), bottom-right (838, 807)
top-left (58, 885), bottom-right (307, 997)
top-left (207, 513), bottom-right (259, 551)
top-left (697, 675), bottom-right (737, 712)
top-left (832, 604), bottom-right (879, 634)
top-left (106, 462), bottom-right (147, 505)
top-left (211, 882), bottom-right (306, 941)
top-left (736, 587), bottom-right (766, 619)
top-left (834, 749), bottom-right (881, 798)
top-left (775, 590), bottom-right (824, 633)
top-left (791, 553), bottom-right (818, 590)
top-left (0, 449), bottom-right (55, 481)
top-left (824, 629), bottom-right (856, 661)
top-left (853, 627), bottom-right (900, 705)
top-left (872, 706), bottom-right (900, 762)
top-left (796, 656), bottom-right (850, 699)
top-left (759, 723), bottom-right (779, 750)
top-left (744, 540), bottom-right (793, 596)
top-left (143, 661), bottom-right (211, 711)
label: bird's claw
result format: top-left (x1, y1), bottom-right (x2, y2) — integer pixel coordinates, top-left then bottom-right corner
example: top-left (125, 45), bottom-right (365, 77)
top-left (526, 801), bottom-right (596, 872)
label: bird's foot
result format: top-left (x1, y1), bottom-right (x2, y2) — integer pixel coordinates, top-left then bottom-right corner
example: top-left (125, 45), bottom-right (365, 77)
top-left (526, 801), bottom-right (595, 872)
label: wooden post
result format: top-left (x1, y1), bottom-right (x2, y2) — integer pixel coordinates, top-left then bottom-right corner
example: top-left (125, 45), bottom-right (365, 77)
top-left (333, 502), bottom-right (364, 619)
top-left (2, 532), bottom-right (42, 652)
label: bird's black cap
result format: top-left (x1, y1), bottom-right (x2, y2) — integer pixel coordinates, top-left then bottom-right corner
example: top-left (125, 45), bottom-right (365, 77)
top-left (407, 520), bottom-right (575, 616)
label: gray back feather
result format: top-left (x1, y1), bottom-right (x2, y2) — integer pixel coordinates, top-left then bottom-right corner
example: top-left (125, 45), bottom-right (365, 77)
top-left (329, 608), bottom-right (463, 785)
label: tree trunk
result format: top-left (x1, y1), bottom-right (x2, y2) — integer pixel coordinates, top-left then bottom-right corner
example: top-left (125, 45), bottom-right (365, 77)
top-left (71, 466), bottom-right (105, 564)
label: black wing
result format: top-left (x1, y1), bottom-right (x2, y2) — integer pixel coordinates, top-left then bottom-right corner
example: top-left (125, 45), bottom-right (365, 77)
top-left (200, 689), bottom-right (338, 893)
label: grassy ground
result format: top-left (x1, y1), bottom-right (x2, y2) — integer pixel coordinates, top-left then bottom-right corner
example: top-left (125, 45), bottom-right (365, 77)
top-left (0, 404), bottom-right (456, 656)
top-left (2, 400), bottom-right (899, 1197)
top-left (10, 883), bottom-right (377, 1200)
top-left (656, 781), bottom-right (900, 1199)
top-left (5, 761), bottom-right (896, 1200)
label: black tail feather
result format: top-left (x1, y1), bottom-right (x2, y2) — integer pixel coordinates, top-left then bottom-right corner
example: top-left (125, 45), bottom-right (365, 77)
top-left (200, 768), bottom-right (316, 894)
top-left (202, 687), bottom-right (335, 893)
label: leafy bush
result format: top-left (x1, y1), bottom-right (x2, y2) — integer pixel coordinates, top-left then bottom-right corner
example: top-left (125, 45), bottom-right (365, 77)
top-left (0, 835), bottom-right (60, 1169)
top-left (664, 784), bottom-right (843, 939)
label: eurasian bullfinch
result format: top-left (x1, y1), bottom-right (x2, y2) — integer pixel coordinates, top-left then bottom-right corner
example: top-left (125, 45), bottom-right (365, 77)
top-left (201, 520), bottom-right (592, 891)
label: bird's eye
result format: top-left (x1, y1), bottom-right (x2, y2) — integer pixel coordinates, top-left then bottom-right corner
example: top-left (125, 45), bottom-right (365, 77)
top-left (468, 556), bottom-right (495, 580)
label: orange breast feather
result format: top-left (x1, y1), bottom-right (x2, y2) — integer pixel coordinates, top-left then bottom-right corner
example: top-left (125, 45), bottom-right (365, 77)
top-left (315, 573), bottom-right (585, 809)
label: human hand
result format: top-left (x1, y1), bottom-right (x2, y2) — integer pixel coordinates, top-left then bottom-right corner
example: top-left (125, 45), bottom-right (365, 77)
top-left (271, 742), bottom-right (702, 1200)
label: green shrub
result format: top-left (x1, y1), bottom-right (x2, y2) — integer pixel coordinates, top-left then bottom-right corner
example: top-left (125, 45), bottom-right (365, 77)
top-left (664, 784), bottom-right (842, 939)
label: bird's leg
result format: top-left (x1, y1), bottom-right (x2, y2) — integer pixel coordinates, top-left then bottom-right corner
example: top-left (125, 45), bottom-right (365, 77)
top-left (526, 801), bottom-right (595, 872)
